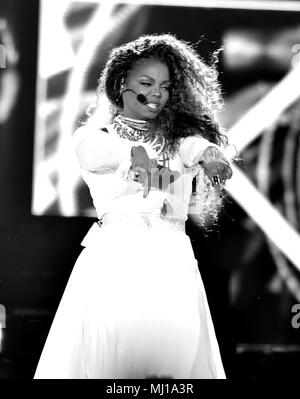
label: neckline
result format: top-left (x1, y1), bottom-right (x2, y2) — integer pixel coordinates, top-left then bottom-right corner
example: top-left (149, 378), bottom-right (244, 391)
top-left (112, 115), bottom-right (166, 156)
top-left (114, 114), bottom-right (150, 131)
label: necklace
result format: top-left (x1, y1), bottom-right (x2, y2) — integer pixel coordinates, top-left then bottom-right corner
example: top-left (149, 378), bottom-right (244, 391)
top-left (113, 114), bottom-right (166, 156)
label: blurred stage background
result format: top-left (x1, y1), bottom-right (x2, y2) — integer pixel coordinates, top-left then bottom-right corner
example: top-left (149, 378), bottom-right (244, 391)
top-left (1, 0), bottom-right (300, 379)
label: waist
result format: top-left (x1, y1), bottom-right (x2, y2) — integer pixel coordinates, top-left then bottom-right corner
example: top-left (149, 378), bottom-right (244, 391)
top-left (98, 212), bottom-right (185, 233)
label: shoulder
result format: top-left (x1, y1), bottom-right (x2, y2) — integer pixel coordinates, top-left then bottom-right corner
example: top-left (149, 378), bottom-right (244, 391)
top-left (180, 134), bottom-right (220, 149)
top-left (73, 123), bottom-right (109, 142)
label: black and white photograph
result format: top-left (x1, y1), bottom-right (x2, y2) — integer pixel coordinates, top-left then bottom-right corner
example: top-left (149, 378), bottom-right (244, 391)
top-left (1, 0), bottom-right (300, 384)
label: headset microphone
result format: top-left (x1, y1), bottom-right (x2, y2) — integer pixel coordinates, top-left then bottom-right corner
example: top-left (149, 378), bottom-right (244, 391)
top-left (121, 89), bottom-right (147, 105)
top-left (136, 93), bottom-right (147, 105)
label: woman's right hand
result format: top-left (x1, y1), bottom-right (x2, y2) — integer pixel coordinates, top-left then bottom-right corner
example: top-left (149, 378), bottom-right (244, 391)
top-left (130, 146), bottom-right (152, 198)
top-left (130, 146), bottom-right (181, 197)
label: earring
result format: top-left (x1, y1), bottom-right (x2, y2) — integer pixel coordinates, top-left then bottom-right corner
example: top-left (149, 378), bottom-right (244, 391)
top-left (120, 77), bottom-right (125, 90)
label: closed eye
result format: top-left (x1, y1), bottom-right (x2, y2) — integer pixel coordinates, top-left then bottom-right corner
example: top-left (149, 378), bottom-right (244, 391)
top-left (140, 82), bottom-right (171, 91)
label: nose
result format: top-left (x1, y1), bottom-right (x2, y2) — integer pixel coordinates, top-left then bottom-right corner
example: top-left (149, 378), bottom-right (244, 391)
top-left (151, 86), bottom-right (162, 98)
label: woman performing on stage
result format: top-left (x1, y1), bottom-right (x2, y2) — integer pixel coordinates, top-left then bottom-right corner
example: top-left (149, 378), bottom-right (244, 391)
top-left (34, 34), bottom-right (232, 379)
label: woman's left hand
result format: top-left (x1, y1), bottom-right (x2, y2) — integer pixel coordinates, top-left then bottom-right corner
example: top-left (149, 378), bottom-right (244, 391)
top-left (200, 146), bottom-right (233, 189)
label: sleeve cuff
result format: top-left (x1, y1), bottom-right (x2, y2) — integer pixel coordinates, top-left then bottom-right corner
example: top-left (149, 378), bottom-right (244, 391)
top-left (179, 135), bottom-right (220, 167)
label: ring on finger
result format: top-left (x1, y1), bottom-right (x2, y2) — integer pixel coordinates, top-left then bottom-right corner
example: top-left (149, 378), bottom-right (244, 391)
top-left (133, 172), bottom-right (140, 181)
top-left (212, 175), bottom-right (220, 185)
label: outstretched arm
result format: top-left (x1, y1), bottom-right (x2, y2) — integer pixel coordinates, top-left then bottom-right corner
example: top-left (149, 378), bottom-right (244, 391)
top-left (179, 135), bottom-right (232, 186)
top-left (73, 125), bottom-right (155, 172)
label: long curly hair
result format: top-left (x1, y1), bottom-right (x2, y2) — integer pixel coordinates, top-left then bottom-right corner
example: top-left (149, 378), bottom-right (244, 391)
top-left (91, 33), bottom-right (230, 228)
top-left (96, 33), bottom-right (227, 154)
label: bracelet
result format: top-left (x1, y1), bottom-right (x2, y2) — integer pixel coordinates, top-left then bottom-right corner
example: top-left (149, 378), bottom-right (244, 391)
top-left (201, 146), bottom-right (229, 165)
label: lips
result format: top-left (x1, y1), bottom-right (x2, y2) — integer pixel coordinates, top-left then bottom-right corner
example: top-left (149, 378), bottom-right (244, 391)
top-left (146, 102), bottom-right (160, 111)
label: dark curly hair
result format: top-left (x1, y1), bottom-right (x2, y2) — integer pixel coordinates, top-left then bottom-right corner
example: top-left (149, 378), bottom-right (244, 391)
top-left (96, 33), bottom-right (227, 155)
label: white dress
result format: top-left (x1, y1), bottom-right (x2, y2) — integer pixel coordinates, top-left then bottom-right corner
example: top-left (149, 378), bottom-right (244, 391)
top-left (34, 123), bottom-right (226, 379)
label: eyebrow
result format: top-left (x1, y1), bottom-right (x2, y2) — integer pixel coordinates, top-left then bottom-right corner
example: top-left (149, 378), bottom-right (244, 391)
top-left (138, 75), bottom-right (171, 84)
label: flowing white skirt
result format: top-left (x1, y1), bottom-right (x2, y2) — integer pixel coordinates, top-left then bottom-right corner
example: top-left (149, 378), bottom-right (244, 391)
top-left (34, 220), bottom-right (226, 379)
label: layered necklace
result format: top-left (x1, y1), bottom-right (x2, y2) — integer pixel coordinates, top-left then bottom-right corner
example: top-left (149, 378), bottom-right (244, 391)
top-left (113, 114), bottom-right (166, 156)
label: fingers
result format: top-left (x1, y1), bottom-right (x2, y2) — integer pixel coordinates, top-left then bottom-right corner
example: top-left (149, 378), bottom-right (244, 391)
top-left (219, 164), bottom-right (232, 183)
top-left (225, 165), bottom-right (233, 180)
top-left (129, 162), bottom-right (194, 197)
top-left (210, 175), bottom-right (223, 198)
top-left (210, 164), bottom-right (233, 198)
top-left (212, 175), bottom-right (221, 187)
top-left (204, 160), bottom-right (233, 186)
top-left (130, 146), bottom-right (152, 196)
top-left (143, 170), bottom-right (151, 198)
top-left (129, 166), bottom-right (151, 198)
top-left (211, 172), bottom-right (227, 188)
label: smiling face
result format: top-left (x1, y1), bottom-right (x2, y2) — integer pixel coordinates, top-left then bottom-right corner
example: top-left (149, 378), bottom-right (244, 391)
top-left (121, 58), bottom-right (171, 120)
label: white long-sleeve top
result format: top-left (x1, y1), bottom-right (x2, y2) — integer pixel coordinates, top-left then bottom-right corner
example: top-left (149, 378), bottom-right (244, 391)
top-left (73, 123), bottom-right (219, 221)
